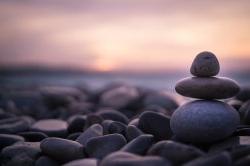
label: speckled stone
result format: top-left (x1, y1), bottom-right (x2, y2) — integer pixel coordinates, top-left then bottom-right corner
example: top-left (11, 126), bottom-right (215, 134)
top-left (190, 51), bottom-right (220, 77)
top-left (170, 100), bottom-right (240, 143)
top-left (175, 77), bottom-right (240, 99)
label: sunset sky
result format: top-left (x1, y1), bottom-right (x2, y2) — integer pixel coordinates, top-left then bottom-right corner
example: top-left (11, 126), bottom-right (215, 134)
top-left (0, 0), bottom-right (250, 73)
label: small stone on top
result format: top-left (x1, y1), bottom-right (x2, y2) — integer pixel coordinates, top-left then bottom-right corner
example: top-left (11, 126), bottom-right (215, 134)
top-left (190, 51), bottom-right (220, 77)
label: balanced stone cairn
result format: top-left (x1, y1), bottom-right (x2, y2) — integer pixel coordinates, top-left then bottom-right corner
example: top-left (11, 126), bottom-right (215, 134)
top-left (170, 51), bottom-right (241, 143)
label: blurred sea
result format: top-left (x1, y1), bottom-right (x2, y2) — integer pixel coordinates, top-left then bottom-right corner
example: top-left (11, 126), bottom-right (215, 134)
top-left (0, 71), bottom-right (249, 92)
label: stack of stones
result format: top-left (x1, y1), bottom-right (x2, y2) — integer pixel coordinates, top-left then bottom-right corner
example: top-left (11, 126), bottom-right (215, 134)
top-left (170, 51), bottom-right (241, 143)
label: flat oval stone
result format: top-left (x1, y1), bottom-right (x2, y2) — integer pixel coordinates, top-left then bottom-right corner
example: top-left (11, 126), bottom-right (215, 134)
top-left (190, 51), bottom-right (220, 77)
top-left (85, 134), bottom-right (127, 159)
top-left (175, 77), bottom-right (240, 99)
top-left (31, 119), bottom-right (68, 137)
top-left (138, 111), bottom-right (172, 141)
top-left (100, 151), bottom-right (171, 166)
top-left (170, 100), bottom-right (240, 143)
top-left (40, 137), bottom-right (85, 163)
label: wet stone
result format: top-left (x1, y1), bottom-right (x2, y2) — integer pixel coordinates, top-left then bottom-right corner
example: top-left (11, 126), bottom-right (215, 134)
top-left (120, 134), bottom-right (154, 155)
top-left (67, 115), bottom-right (86, 133)
top-left (67, 132), bottom-right (82, 141)
top-left (138, 111), bottom-right (172, 141)
top-left (76, 124), bottom-right (103, 146)
top-left (125, 125), bottom-right (144, 141)
top-left (85, 134), bottom-right (127, 159)
top-left (40, 137), bottom-right (85, 163)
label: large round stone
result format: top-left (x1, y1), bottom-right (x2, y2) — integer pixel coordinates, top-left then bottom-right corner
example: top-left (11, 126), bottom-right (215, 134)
top-left (190, 51), bottom-right (220, 77)
top-left (175, 77), bottom-right (240, 99)
top-left (170, 100), bottom-right (240, 143)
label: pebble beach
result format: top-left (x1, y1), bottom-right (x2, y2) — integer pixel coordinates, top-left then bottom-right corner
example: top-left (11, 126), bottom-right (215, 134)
top-left (1, 52), bottom-right (250, 166)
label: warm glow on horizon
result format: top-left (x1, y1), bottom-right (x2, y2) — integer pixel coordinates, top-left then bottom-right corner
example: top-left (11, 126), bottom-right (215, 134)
top-left (0, 0), bottom-right (250, 72)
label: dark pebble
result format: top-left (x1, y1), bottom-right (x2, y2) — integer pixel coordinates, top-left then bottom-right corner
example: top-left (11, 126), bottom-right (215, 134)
top-left (0, 119), bottom-right (29, 134)
top-left (96, 109), bottom-right (129, 124)
top-left (183, 152), bottom-right (232, 166)
top-left (120, 134), bottom-right (154, 155)
top-left (190, 51), bottom-right (220, 77)
top-left (147, 140), bottom-right (204, 165)
top-left (99, 85), bottom-right (140, 109)
top-left (236, 86), bottom-right (250, 102)
top-left (67, 115), bottom-right (86, 133)
top-left (208, 136), bottom-right (239, 153)
top-left (35, 156), bottom-right (59, 166)
top-left (239, 100), bottom-right (250, 125)
top-left (143, 92), bottom-right (178, 112)
top-left (234, 155), bottom-right (250, 166)
top-left (102, 120), bottom-right (127, 136)
top-left (85, 114), bottom-right (103, 129)
top-left (40, 137), bottom-right (85, 163)
top-left (100, 151), bottom-right (171, 166)
top-left (18, 131), bottom-right (48, 142)
top-left (67, 132), bottom-right (82, 140)
top-left (85, 134), bottom-right (127, 159)
top-left (31, 119), bottom-right (68, 137)
top-left (125, 125), bottom-right (144, 141)
top-left (138, 111), bottom-right (172, 141)
top-left (234, 128), bottom-right (250, 136)
top-left (230, 145), bottom-right (250, 161)
top-left (0, 134), bottom-right (24, 150)
top-left (1, 142), bottom-right (41, 165)
top-left (76, 124), bottom-right (103, 146)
